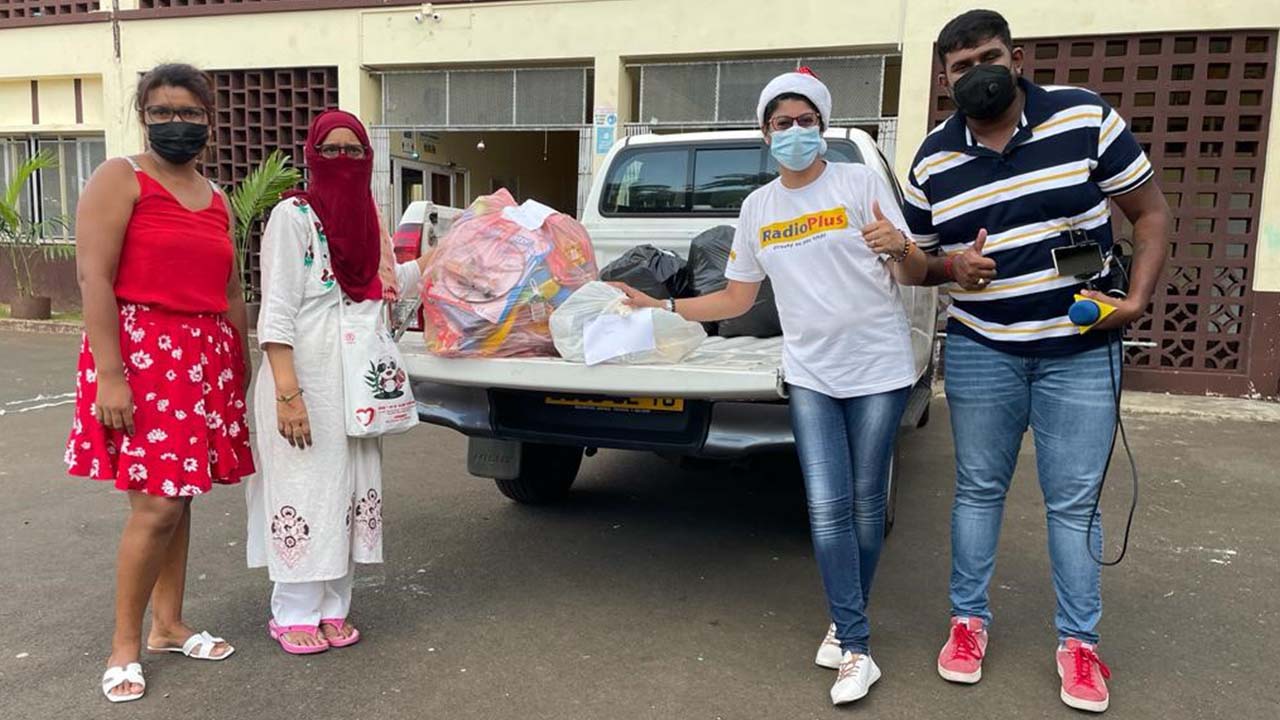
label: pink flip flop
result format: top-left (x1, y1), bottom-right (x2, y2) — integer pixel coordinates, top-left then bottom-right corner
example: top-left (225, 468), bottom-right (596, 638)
top-left (268, 619), bottom-right (330, 655)
top-left (320, 617), bottom-right (361, 648)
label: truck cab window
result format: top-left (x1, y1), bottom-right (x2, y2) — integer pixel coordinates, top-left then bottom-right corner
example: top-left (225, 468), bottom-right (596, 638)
top-left (602, 149), bottom-right (690, 214)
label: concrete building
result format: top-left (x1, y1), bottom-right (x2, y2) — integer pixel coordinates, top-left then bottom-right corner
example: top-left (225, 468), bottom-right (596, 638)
top-left (1, 0), bottom-right (1277, 397)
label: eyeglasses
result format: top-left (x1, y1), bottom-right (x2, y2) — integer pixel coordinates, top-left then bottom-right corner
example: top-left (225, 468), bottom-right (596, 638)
top-left (316, 144), bottom-right (368, 160)
top-left (145, 106), bottom-right (209, 124)
top-left (768, 112), bottom-right (821, 132)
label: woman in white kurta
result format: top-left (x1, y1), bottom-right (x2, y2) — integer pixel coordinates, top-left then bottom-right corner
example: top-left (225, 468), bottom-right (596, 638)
top-left (248, 110), bottom-right (427, 654)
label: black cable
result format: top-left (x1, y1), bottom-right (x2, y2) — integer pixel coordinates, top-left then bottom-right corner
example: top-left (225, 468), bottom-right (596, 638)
top-left (1086, 328), bottom-right (1139, 566)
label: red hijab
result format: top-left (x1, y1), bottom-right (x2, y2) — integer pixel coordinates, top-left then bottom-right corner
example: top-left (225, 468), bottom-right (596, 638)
top-left (292, 110), bottom-right (382, 302)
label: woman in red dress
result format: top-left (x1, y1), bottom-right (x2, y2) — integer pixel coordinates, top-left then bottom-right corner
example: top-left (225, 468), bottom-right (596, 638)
top-left (65, 64), bottom-right (256, 703)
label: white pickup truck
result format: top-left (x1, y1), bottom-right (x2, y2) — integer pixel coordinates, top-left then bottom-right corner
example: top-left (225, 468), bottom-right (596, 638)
top-left (400, 128), bottom-right (938, 528)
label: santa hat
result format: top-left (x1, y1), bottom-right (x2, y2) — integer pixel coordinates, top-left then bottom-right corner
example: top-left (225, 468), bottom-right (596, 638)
top-left (756, 67), bottom-right (833, 127)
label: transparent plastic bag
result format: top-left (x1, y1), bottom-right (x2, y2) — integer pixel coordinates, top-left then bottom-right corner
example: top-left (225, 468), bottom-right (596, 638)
top-left (421, 189), bottom-right (598, 357)
top-left (550, 281), bottom-right (706, 365)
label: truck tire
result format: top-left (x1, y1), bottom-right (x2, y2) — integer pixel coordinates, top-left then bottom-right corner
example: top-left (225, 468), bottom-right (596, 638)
top-left (884, 434), bottom-right (903, 537)
top-left (494, 443), bottom-right (584, 504)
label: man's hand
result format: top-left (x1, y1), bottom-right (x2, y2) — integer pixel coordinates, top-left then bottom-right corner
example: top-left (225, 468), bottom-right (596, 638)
top-left (953, 229), bottom-right (997, 290)
top-left (861, 201), bottom-right (907, 257)
top-left (1080, 290), bottom-right (1146, 331)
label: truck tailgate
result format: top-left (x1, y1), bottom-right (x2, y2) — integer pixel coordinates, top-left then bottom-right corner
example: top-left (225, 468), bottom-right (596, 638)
top-left (399, 335), bottom-right (785, 401)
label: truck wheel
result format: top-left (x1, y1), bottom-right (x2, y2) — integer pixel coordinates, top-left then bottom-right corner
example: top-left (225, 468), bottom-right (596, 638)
top-left (884, 434), bottom-right (903, 537)
top-left (494, 443), bottom-right (583, 504)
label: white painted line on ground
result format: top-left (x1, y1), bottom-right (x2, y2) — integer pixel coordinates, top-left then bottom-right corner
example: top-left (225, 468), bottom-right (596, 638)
top-left (4, 392), bottom-right (75, 406)
top-left (0, 392), bottom-right (76, 416)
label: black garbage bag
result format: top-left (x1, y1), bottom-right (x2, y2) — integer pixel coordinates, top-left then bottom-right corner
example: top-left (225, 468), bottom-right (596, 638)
top-left (686, 225), bottom-right (782, 338)
top-left (599, 245), bottom-right (690, 300)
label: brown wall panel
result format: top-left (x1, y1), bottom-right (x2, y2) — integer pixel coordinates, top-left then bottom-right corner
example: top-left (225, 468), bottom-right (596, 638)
top-left (207, 66), bottom-right (339, 300)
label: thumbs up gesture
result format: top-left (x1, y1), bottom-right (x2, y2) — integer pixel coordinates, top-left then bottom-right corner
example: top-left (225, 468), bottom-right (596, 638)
top-left (952, 229), bottom-right (997, 290)
top-left (860, 200), bottom-right (908, 258)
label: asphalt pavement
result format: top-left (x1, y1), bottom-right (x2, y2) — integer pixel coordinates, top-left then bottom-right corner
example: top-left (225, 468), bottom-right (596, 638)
top-left (1, 329), bottom-right (1277, 720)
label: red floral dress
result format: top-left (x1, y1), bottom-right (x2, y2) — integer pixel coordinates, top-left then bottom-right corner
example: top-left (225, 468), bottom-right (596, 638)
top-left (64, 158), bottom-right (255, 496)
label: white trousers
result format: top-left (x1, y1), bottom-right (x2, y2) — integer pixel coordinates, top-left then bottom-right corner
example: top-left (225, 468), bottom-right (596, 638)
top-left (271, 569), bottom-right (354, 627)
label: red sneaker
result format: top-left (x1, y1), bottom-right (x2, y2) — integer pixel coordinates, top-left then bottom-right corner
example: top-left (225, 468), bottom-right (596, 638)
top-left (937, 617), bottom-right (987, 684)
top-left (1056, 639), bottom-right (1111, 713)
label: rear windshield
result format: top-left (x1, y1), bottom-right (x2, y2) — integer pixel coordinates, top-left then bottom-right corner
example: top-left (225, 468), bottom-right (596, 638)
top-left (601, 139), bottom-right (863, 217)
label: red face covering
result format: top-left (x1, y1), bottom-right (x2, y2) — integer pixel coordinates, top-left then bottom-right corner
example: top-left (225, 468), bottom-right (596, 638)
top-left (292, 110), bottom-right (382, 303)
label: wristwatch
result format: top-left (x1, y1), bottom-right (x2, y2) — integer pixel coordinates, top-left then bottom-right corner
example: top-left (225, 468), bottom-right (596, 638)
top-left (667, 298), bottom-right (677, 313)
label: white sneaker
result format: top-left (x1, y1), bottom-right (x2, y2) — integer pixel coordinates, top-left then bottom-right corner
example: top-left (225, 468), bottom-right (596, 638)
top-left (831, 651), bottom-right (881, 705)
top-left (815, 623), bottom-right (843, 669)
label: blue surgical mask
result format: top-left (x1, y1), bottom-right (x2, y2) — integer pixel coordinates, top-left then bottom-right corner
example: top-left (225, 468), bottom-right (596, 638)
top-left (769, 126), bottom-right (827, 172)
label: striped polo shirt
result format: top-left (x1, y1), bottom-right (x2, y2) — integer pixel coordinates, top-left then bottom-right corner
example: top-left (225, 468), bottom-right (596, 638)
top-left (904, 78), bottom-right (1153, 356)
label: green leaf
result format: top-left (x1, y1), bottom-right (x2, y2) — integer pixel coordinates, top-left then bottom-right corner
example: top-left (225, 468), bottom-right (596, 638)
top-left (0, 150), bottom-right (57, 238)
top-left (1, 150), bottom-right (66, 297)
top-left (227, 149), bottom-right (303, 261)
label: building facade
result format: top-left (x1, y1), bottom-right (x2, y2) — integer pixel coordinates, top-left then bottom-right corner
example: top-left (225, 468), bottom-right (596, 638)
top-left (1, 0), bottom-right (1277, 398)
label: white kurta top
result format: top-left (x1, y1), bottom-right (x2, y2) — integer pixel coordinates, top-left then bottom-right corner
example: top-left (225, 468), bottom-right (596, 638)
top-left (247, 198), bottom-right (421, 583)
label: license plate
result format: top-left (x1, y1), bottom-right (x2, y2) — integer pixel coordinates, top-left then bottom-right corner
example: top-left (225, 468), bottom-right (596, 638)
top-left (544, 395), bottom-right (686, 413)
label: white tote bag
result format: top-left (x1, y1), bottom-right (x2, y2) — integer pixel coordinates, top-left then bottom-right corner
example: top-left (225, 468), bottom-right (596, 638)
top-left (339, 298), bottom-right (419, 437)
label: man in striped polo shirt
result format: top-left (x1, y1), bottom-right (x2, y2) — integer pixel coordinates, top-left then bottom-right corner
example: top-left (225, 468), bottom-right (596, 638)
top-left (903, 10), bottom-right (1170, 713)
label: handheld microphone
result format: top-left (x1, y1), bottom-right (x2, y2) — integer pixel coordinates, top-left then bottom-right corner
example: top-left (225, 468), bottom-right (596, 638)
top-left (1069, 298), bottom-right (1101, 326)
top-left (1068, 293), bottom-right (1118, 332)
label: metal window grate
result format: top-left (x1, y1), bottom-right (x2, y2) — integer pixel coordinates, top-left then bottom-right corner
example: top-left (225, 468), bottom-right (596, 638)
top-left (928, 30), bottom-right (1277, 398)
top-left (377, 67), bottom-right (591, 129)
top-left (633, 55), bottom-right (892, 127)
top-left (208, 66), bottom-right (340, 299)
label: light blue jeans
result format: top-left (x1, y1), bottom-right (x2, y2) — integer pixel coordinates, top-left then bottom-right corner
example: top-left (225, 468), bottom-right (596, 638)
top-left (789, 383), bottom-right (910, 655)
top-left (944, 333), bottom-right (1120, 644)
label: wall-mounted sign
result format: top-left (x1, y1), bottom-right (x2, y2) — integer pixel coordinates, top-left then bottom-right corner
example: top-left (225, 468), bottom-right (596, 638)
top-left (594, 105), bottom-right (617, 155)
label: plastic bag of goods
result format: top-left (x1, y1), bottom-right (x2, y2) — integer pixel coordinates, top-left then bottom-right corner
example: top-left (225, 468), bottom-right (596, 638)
top-left (599, 245), bottom-right (691, 299)
top-left (550, 282), bottom-right (706, 365)
top-left (686, 225), bottom-right (783, 338)
top-left (421, 189), bottom-right (599, 357)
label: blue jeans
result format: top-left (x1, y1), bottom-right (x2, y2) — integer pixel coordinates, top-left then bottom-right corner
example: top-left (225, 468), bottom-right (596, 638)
top-left (789, 384), bottom-right (910, 655)
top-left (944, 334), bottom-right (1120, 644)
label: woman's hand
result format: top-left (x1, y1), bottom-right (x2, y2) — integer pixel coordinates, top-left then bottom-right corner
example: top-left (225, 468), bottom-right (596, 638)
top-left (95, 372), bottom-right (135, 435)
top-left (860, 201), bottom-right (908, 257)
top-left (608, 282), bottom-right (664, 309)
top-left (276, 393), bottom-right (313, 449)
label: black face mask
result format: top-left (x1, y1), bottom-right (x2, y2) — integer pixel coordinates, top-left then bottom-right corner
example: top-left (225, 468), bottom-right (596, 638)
top-left (147, 121), bottom-right (209, 164)
top-left (951, 64), bottom-right (1018, 121)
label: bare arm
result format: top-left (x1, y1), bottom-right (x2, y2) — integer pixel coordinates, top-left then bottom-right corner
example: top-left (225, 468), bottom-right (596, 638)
top-left (613, 280), bottom-right (760, 322)
top-left (1085, 180), bottom-right (1171, 329)
top-left (223, 201), bottom-right (252, 389)
top-left (75, 158), bottom-right (139, 434)
top-left (890, 244), bottom-right (929, 285)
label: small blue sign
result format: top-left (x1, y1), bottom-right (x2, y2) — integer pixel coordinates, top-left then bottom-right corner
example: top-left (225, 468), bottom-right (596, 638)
top-left (596, 126), bottom-right (615, 154)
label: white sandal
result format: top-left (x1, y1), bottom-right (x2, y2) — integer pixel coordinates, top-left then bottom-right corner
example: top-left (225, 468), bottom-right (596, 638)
top-left (101, 662), bottom-right (145, 703)
top-left (146, 630), bottom-right (235, 661)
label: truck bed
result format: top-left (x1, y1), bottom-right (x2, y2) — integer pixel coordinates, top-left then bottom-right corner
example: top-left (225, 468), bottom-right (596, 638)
top-left (399, 335), bottom-right (786, 401)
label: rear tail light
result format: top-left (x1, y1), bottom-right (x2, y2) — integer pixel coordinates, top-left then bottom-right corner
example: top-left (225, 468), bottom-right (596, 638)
top-left (391, 222), bottom-right (426, 332)
top-left (392, 222), bottom-right (425, 264)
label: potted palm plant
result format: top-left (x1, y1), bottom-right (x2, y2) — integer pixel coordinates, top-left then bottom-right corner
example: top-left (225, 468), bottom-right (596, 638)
top-left (228, 149), bottom-right (302, 326)
top-left (1, 150), bottom-right (74, 320)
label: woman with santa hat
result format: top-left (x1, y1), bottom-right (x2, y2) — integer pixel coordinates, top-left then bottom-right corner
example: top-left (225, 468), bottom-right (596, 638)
top-left (615, 69), bottom-right (929, 705)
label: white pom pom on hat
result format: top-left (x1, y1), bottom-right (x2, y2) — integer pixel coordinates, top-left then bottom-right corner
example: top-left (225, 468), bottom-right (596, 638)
top-left (756, 67), bottom-right (834, 127)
